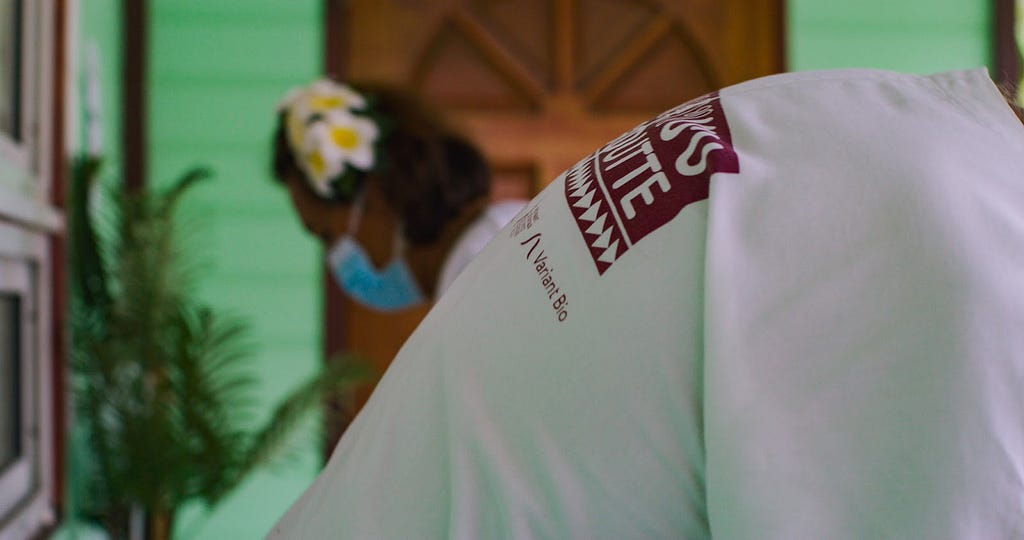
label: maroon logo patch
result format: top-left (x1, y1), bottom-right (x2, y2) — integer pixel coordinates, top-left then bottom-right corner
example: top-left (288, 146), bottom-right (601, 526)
top-left (565, 92), bottom-right (739, 274)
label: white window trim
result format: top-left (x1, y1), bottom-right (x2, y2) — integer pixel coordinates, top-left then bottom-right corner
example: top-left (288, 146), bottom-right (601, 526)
top-left (0, 224), bottom-right (54, 540)
top-left (0, 0), bottom-right (58, 536)
top-left (0, 0), bottom-right (33, 186)
top-left (0, 254), bottom-right (39, 527)
top-left (0, 0), bottom-right (60, 234)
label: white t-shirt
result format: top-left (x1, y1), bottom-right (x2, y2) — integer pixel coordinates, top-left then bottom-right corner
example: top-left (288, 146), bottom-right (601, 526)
top-left (268, 69), bottom-right (1024, 539)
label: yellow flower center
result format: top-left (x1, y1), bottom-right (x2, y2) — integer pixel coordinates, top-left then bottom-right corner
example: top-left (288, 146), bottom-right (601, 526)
top-left (331, 127), bottom-right (361, 150)
top-left (309, 95), bottom-right (344, 110)
top-left (287, 115), bottom-right (305, 147)
top-left (307, 150), bottom-right (325, 176)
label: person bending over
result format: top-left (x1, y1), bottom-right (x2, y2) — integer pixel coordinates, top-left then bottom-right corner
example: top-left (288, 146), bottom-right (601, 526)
top-left (272, 80), bottom-right (525, 311)
top-left (270, 69), bottom-right (1024, 539)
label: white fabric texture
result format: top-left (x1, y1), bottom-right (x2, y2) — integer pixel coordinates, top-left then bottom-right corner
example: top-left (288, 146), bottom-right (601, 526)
top-left (436, 199), bottom-right (527, 296)
top-left (268, 69), bottom-right (1024, 539)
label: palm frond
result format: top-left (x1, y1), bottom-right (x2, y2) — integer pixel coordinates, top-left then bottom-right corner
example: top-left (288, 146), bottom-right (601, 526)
top-left (211, 355), bottom-right (373, 505)
top-left (69, 163), bottom-right (372, 533)
top-left (68, 156), bottom-right (110, 330)
top-left (158, 166), bottom-right (212, 218)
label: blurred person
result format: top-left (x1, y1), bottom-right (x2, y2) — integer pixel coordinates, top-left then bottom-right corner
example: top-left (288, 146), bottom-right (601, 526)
top-left (269, 68), bottom-right (1024, 539)
top-left (273, 80), bottom-right (526, 311)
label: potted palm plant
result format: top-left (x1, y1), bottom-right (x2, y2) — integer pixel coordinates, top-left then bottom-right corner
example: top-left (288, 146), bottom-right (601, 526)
top-left (67, 157), bottom-right (366, 540)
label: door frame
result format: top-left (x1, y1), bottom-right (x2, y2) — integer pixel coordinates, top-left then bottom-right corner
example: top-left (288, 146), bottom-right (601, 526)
top-left (994, 0), bottom-right (1021, 93)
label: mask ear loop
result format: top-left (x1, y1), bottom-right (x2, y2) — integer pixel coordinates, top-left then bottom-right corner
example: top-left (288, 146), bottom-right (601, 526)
top-left (346, 190), bottom-right (366, 236)
top-left (391, 221), bottom-right (407, 259)
top-left (345, 188), bottom-right (408, 264)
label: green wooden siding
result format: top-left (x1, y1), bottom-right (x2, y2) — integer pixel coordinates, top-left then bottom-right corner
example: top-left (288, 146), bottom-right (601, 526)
top-left (789, 0), bottom-right (991, 72)
top-left (146, 1), bottom-right (323, 538)
top-left (78, 0), bottom-right (122, 184)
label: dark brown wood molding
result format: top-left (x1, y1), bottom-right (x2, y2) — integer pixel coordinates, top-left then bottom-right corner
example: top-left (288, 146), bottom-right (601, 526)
top-left (994, 0), bottom-right (1021, 92)
top-left (49, 0), bottom-right (68, 519)
top-left (776, 0), bottom-right (788, 72)
top-left (122, 0), bottom-right (147, 191)
top-left (324, 0), bottom-right (348, 80)
top-left (322, 0), bottom-right (351, 458)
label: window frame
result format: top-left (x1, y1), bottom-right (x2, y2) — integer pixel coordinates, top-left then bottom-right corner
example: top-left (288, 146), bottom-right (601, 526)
top-left (0, 0), bottom-right (59, 233)
top-left (0, 223), bottom-right (53, 540)
top-left (0, 254), bottom-right (39, 530)
top-left (0, 0), bottom-right (59, 537)
top-left (0, 0), bottom-right (23, 148)
top-left (0, 0), bottom-right (32, 181)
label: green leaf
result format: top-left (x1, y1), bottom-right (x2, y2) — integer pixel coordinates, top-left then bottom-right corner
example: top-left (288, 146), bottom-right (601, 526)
top-left (68, 160), bottom-right (373, 530)
top-left (212, 355), bottom-right (373, 506)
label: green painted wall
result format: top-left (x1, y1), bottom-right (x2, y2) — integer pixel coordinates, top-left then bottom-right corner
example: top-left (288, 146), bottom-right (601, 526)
top-left (788, 0), bottom-right (992, 72)
top-left (78, 0), bottom-right (122, 183)
top-left (146, 1), bottom-right (323, 538)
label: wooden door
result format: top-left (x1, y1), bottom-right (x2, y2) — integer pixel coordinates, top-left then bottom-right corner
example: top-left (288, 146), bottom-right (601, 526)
top-left (323, 0), bottom-right (784, 436)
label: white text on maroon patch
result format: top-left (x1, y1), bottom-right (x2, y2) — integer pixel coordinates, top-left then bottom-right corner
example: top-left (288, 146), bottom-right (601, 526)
top-left (565, 92), bottom-right (739, 274)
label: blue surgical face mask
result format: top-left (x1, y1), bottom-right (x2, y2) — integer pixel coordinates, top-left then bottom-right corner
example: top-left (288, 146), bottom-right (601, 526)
top-left (326, 197), bottom-right (426, 312)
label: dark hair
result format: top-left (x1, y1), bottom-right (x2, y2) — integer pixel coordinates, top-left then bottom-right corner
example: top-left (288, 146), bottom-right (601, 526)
top-left (997, 82), bottom-right (1024, 125)
top-left (271, 82), bottom-right (491, 245)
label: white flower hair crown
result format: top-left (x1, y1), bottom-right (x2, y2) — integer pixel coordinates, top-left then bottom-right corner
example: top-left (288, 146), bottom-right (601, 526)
top-left (278, 79), bottom-right (381, 201)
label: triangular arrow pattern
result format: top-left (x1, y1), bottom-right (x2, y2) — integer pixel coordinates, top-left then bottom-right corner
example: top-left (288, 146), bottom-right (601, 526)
top-left (573, 189), bottom-right (596, 209)
top-left (597, 240), bottom-right (620, 263)
top-left (570, 180), bottom-right (593, 200)
top-left (564, 91), bottom-right (738, 276)
top-left (565, 158), bottom-right (626, 275)
top-left (567, 172), bottom-right (584, 191)
top-left (591, 227), bottom-right (613, 249)
top-left (579, 200), bottom-right (602, 222)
